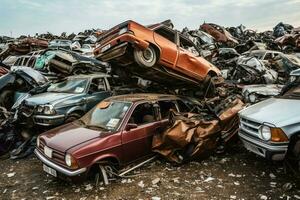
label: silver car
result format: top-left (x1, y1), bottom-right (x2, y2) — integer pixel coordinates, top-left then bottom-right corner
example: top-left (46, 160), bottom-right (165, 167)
top-left (238, 69), bottom-right (300, 169)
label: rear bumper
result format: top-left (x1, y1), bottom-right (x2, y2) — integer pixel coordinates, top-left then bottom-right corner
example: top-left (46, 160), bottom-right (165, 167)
top-left (34, 149), bottom-right (87, 177)
top-left (94, 33), bottom-right (149, 60)
top-left (238, 131), bottom-right (288, 161)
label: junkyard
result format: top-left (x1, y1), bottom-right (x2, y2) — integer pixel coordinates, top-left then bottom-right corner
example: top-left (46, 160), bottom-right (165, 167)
top-left (1, 1), bottom-right (300, 199)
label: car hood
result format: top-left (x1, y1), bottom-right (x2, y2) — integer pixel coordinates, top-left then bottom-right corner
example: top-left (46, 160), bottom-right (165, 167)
top-left (41, 122), bottom-right (101, 152)
top-left (239, 97), bottom-right (300, 125)
top-left (25, 92), bottom-right (76, 106)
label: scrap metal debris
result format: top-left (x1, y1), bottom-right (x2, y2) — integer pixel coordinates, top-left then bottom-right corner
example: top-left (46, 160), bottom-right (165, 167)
top-left (0, 19), bottom-right (300, 185)
top-left (152, 95), bottom-right (245, 163)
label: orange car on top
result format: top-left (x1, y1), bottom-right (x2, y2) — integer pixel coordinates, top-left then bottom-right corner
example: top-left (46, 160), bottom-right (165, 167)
top-left (94, 20), bottom-right (220, 87)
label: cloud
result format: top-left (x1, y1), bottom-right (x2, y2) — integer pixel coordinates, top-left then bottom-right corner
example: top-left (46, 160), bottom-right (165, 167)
top-left (0, 0), bottom-right (299, 36)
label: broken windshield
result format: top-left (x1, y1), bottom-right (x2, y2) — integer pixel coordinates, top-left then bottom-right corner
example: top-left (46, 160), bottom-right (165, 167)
top-left (80, 101), bottom-right (132, 131)
top-left (47, 78), bottom-right (88, 94)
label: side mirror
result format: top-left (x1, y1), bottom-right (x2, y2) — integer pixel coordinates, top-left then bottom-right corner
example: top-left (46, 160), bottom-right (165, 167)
top-left (125, 123), bottom-right (138, 131)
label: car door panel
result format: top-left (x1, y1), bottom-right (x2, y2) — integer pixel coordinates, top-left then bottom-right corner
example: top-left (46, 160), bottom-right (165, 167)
top-left (153, 29), bottom-right (178, 67)
top-left (121, 123), bottom-right (155, 163)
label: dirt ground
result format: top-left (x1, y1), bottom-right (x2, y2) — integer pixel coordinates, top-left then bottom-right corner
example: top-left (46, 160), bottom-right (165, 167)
top-left (0, 143), bottom-right (299, 200)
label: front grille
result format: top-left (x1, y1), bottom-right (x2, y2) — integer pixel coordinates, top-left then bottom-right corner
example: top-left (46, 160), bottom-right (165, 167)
top-left (39, 140), bottom-right (67, 167)
top-left (21, 105), bottom-right (35, 117)
top-left (239, 117), bottom-right (261, 137)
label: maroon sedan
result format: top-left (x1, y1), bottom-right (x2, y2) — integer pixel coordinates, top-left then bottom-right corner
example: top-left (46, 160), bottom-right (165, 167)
top-left (35, 94), bottom-right (199, 181)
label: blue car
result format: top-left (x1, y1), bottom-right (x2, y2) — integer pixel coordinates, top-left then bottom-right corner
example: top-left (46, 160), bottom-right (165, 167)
top-left (18, 73), bottom-right (113, 127)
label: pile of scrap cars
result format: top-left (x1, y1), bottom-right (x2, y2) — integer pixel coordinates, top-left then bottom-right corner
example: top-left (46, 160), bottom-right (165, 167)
top-left (0, 19), bottom-right (300, 184)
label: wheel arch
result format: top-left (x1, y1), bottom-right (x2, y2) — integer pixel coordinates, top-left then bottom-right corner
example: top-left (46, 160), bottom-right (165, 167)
top-left (66, 107), bottom-right (85, 117)
top-left (88, 155), bottom-right (120, 175)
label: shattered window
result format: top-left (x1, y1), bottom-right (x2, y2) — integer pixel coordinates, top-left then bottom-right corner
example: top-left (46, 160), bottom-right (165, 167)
top-left (27, 57), bottom-right (35, 67)
top-left (179, 36), bottom-right (200, 56)
top-left (154, 27), bottom-right (175, 43)
top-left (47, 78), bottom-right (88, 94)
top-left (158, 101), bottom-right (177, 119)
top-left (89, 78), bottom-right (106, 93)
top-left (176, 100), bottom-right (190, 113)
top-left (128, 103), bottom-right (155, 125)
top-left (81, 101), bottom-right (131, 131)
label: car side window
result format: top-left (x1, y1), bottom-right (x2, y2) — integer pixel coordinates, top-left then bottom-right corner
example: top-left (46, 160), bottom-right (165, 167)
top-left (89, 78), bottom-right (106, 93)
top-left (154, 27), bottom-right (176, 43)
top-left (179, 36), bottom-right (200, 56)
top-left (158, 101), bottom-right (178, 119)
top-left (176, 100), bottom-right (191, 113)
top-left (128, 103), bottom-right (156, 125)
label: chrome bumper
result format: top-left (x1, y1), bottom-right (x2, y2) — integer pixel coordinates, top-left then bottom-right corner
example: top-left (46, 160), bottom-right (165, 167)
top-left (33, 114), bottom-right (65, 126)
top-left (238, 132), bottom-right (288, 151)
top-left (34, 149), bottom-right (87, 177)
top-left (238, 131), bottom-right (288, 160)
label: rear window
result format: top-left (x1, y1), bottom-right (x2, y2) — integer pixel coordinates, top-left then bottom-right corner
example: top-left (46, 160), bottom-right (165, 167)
top-left (154, 27), bottom-right (175, 43)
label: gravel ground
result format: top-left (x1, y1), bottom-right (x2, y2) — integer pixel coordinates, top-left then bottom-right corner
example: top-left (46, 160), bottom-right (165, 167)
top-left (0, 143), bottom-right (299, 200)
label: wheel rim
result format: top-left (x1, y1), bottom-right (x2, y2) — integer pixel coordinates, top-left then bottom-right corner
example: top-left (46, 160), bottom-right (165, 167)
top-left (104, 165), bottom-right (115, 178)
top-left (142, 48), bottom-right (154, 63)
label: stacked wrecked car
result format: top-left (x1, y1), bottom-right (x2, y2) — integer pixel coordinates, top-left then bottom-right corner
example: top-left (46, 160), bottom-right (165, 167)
top-left (0, 20), bottom-right (300, 184)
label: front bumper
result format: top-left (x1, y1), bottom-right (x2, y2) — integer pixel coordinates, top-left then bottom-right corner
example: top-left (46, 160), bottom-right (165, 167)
top-left (34, 149), bottom-right (87, 177)
top-left (33, 114), bottom-right (65, 126)
top-left (238, 131), bottom-right (288, 161)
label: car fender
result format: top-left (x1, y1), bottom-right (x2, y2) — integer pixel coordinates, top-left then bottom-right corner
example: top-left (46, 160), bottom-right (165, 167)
top-left (66, 106), bottom-right (85, 116)
top-left (90, 153), bottom-right (120, 167)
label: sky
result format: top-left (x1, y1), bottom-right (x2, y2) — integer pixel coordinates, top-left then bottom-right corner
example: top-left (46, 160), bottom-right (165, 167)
top-left (0, 0), bottom-right (300, 37)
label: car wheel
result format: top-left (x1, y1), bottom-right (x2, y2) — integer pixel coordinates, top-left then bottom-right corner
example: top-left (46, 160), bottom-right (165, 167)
top-left (65, 113), bottom-right (81, 123)
top-left (291, 137), bottom-right (300, 171)
top-left (96, 163), bottom-right (116, 185)
top-left (0, 90), bottom-right (14, 109)
top-left (133, 45), bottom-right (157, 67)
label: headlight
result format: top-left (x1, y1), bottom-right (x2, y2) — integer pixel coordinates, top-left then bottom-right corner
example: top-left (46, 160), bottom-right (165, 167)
top-left (119, 27), bottom-right (128, 35)
top-left (65, 154), bottom-right (72, 167)
top-left (248, 93), bottom-right (257, 103)
top-left (259, 125), bottom-right (271, 141)
top-left (65, 154), bottom-right (78, 169)
top-left (37, 105), bottom-right (44, 113)
top-left (43, 105), bottom-right (56, 115)
top-left (289, 76), bottom-right (296, 82)
top-left (36, 136), bottom-right (40, 147)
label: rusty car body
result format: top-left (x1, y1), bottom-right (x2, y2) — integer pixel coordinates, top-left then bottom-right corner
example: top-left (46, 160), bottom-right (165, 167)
top-left (94, 20), bottom-right (220, 87)
top-left (34, 94), bottom-right (201, 180)
top-left (200, 23), bottom-right (239, 47)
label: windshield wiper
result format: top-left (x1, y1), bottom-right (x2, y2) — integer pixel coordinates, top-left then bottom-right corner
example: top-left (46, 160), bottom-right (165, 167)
top-left (86, 124), bottom-right (109, 131)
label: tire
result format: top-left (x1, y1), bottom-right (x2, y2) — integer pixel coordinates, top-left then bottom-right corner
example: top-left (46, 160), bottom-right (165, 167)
top-left (133, 45), bottom-right (157, 67)
top-left (290, 137), bottom-right (300, 171)
top-left (0, 90), bottom-right (14, 109)
top-left (65, 113), bottom-right (81, 123)
top-left (96, 162), bottom-right (117, 185)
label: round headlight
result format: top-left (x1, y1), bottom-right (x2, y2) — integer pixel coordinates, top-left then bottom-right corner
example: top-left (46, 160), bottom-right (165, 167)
top-left (248, 93), bottom-right (257, 103)
top-left (260, 125), bottom-right (271, 141)
top-left (37, 106), bottom-right (44, 113)
top-left (289, 76), bottom-right (296, 82)
top-left (65, 154), bottom-right (72, 167)
top-left (43, 105), bottom-right (55, 115)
